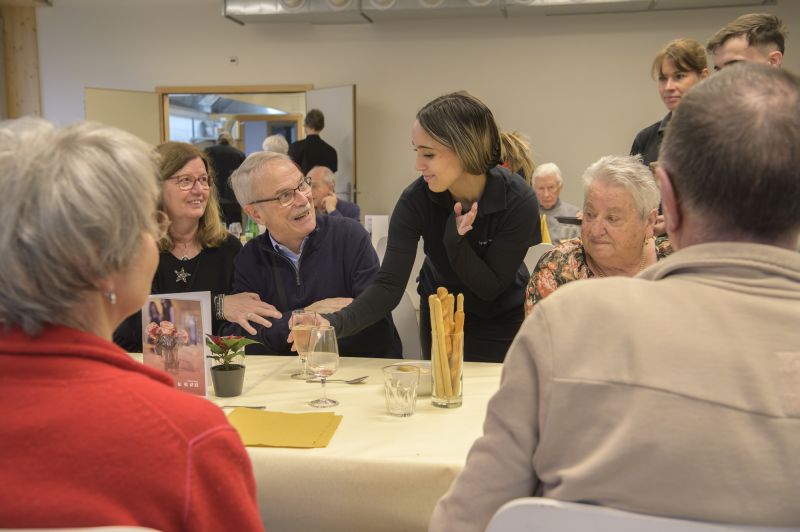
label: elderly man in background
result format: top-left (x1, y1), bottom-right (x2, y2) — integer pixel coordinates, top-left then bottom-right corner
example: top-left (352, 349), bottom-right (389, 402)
top-left (262, 133), bottom-right (289, 154)
top-left (308, 165), bottom-right (360, 221)
top-left (532, 162), bottom-right (580, 244)
top-left (222, 151), bottom-right (399, 357)
top-left (707, 12), bottom-right (787, 71)
top-left (430, 63), bottom-right (800, 531)
top-left (205, 131), bottom-right (246, 225)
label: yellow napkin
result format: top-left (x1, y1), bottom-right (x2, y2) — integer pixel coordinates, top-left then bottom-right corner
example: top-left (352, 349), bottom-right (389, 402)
top-left (540, 214), bottom-right (552, 244)
top-left (227, 408), bottom-right (342, 448)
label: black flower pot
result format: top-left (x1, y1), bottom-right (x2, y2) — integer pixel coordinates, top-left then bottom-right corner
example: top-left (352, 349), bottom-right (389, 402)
top-left (211, 364), bottom-right (245, 397)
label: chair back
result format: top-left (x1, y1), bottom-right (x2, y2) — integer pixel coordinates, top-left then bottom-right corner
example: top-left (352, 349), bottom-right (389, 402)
top-left (376, 236), bottom-right (388, 264)
top-left (392, 289), bottom-right (422, 359)
top-left (523, 243), bottom-right (554, 273)
top-left (485, 498), bottom-right (800, 532)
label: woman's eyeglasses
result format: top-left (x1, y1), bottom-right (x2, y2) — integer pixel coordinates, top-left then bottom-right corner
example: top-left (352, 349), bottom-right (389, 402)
top-left (170, 174), bottom-right (210, 191)
top-left (248, 176), bottom-right (312, 208)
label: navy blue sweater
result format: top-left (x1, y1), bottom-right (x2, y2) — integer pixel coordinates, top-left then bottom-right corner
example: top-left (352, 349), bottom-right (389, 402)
top-left (221, 215), bottom-right (401, 357)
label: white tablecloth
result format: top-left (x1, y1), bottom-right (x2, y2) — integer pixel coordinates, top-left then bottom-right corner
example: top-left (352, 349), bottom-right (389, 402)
top-left (211, 356), bottom-right (502, 532)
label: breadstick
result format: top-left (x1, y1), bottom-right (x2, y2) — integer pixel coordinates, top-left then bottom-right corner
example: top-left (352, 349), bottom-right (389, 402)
top-left (456, 293), bottom-right (464, 313)
top-left (437, 287), bottom-right (448, 301)
top-left (451, 331), bottom-right (463, 395)
top-left (445, 293), bottom-right (455, 324)
top-left (433, 297), bottom-right (453, 397)
top-left (429, 295), bottom-right (445, 397)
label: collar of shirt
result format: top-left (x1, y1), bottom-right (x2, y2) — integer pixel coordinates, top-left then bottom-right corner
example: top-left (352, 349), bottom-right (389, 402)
top-left (657, 112), bottom-right (673, 135)
top-left (268, 233), bottom-right (308, 266)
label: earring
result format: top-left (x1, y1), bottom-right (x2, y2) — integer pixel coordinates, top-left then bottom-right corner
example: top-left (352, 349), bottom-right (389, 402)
top-left (106, 291), bottom-right (117, 305)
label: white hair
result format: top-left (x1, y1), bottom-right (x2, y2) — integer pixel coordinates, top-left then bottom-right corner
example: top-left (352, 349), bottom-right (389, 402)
top-left (582, 155), bottom-right (660, 219)
top-left (532, 162), bottom-right (563, 185)
top-left (230, 150), bottom-right (294, 206)
top-left (0, 118), bottom-right (160, 334)
top-left (262, 134), bottom-right (289, 155)
top-left (310, 165), bottom-right (335, 186)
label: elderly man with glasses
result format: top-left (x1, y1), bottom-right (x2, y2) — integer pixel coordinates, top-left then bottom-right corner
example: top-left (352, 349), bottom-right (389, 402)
top-left (222, 151), bottom-right (400, 357)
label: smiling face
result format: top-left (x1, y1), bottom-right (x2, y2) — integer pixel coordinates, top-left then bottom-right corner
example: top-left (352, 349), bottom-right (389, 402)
top-left (412, 120), bottom-right (466, 194)
top-left (245, 158), bottom-right (315, 252)
top-left (581, 180), bottom-right (652, 270)
top-left (161, 156), bottom-right (209, 225)
top-left (713, 35), bottom-right (781, 71)
top-left (658, 58), bottom-right (707, 112)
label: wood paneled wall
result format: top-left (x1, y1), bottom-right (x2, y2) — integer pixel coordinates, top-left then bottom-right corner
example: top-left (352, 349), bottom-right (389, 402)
top-left (2, 6), bottom-right (41, 118)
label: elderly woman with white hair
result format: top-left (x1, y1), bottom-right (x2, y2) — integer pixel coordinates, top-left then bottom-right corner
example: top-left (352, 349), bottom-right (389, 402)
top-left (262, 133), bottom-right (289, 154)
top-left (0, 118), bottom-right (263, 530)
top-left (525, 155), bottom-right (673, 314)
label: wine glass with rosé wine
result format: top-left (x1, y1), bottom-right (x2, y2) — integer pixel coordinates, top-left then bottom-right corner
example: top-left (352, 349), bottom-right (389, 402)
top-left (289, 309), bottom-right (317, 381)
top-left (306, 325), bottom-right (340, 408)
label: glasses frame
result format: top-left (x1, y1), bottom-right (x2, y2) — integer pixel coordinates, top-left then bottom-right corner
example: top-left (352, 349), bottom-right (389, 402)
top-left (170, 174), bottom-right (211, 191)
top-left (248, 176), bottom-right (312, 208)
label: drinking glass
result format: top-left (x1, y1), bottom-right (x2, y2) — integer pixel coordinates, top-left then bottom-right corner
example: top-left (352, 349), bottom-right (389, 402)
top-left (228, 222), bottom-right (243, 240)
top-left (289, 310), bottom-right (317, 380)
top-left (306, 326), bottom-right (340, 408)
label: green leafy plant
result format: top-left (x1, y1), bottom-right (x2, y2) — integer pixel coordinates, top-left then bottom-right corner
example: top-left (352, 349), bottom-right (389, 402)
top-left (205, 334), bottom-right (261, 370)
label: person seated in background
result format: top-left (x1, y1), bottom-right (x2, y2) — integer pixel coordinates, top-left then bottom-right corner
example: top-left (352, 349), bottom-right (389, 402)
top-left (630, 38), bottom-right (708, 167)
top-left (531, 162), bottom-right (581, 244)
top-left (0, 118), bottom-right (263, 530)
top-left (262, 133), bottom-right (289, 154)
top-left (431, 63), bottom-right (800, 532)
top-left (222, 151), bottom-right (400, 357)
top-left (114, 142), bottom-right (280, 352)
top-left (289, 108), bottom-right (338, 175)
top-left (500, 131), bottom-right (535, 186)
top-left (204, 131), bottom-right (246, 225)
top-left (525, 155), bottom-right (672, 314)
top-left (308, 165), bottom-right (360, 221)
top-left (707, 12), bottom-right (786, 71)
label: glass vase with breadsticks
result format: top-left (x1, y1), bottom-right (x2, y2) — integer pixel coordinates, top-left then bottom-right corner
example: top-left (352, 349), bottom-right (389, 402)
top-left (429, 287), bottom-right (464, 408)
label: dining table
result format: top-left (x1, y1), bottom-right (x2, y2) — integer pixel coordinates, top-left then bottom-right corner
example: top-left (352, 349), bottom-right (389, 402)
top-left (212, 355), bottom-right (503, 532)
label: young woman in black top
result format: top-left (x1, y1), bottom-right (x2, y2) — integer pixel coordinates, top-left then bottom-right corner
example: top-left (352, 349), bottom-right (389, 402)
top-left (326, 92), bottom-right (540, 362)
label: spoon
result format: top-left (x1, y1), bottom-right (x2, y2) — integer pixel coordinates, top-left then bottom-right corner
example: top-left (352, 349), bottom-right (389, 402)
top-left (306, 375), bottom-right (369, 384)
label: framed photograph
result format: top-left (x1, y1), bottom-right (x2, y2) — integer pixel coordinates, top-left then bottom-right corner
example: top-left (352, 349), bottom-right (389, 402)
top-left (140, 291), bottom-right (211, 397)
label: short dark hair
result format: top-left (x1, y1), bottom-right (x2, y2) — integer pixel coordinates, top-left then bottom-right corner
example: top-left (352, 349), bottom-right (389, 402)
top-left (660, 63), bottom-right (800, 239)
top-left (707, 13), bottom-right (787, 54)
top-left (304, 109), bottom-right (325, 131)
top-left (416, 91), bottom-right (502, 176)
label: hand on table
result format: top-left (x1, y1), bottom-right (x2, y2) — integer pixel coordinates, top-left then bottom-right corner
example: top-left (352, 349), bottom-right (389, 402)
top-left (321, 194), bottom-right (338, 214)
top-left (454, 202), bottom-right (478, 236)
top-left (223, 292), bottom-right (282, 335)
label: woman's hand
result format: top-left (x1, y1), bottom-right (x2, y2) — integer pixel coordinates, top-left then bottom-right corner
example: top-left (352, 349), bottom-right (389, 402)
top-left (454, 201), bottom-right (478, 236)
top-left (287, 314), bottom-right (331, 352)
top-left (223, 292), bottom-right (282, 335)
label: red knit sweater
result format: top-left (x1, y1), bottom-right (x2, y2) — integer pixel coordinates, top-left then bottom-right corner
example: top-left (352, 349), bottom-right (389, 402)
top-left (0, 325), bottom-right (264, 531)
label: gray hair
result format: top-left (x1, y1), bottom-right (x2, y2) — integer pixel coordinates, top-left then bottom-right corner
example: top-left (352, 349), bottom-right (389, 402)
top-left (230, 150), bottom-right (294, 206)
top-left (582, 155), bottom-right (660, 219)
top-left (660, 63), bottom-right (800, 239)
top-left (532, 162), bottom-right (563, 185)
top-left (0, 118), bottom-right (160, 334)
top-left (310, 165), bottom-right (335, 186)
top-left (262, 134), bottom-right (289, 155)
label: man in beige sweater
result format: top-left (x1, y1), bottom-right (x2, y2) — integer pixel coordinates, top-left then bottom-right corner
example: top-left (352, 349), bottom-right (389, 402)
top-left (430, 63), bottom-right (800, 531)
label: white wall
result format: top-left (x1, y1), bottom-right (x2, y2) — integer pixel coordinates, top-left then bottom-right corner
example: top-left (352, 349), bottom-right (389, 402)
top-left (37, 0), bottom-right (800, 213)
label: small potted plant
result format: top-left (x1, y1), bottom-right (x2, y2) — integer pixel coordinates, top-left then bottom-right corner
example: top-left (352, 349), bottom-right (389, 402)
top-left (205, 334), bottom-right (261, 397)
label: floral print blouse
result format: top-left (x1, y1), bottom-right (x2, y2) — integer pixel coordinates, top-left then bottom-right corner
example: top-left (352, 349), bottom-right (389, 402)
top-left (524, 237), bottom-right (674, 315)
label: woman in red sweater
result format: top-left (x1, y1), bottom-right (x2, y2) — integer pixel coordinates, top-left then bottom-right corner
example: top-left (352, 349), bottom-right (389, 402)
top-left (0, 118), bottom-right (263, 531)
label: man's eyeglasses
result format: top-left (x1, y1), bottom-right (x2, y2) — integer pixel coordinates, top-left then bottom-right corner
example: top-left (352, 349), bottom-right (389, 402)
top-left (248, 176), bottom-right (312, 208)
top-left (170, 174), bottom-right (210, 191)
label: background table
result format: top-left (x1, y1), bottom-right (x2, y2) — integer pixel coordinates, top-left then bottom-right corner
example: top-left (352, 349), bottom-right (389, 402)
top-left (212, 356), bottom-right (502, 532)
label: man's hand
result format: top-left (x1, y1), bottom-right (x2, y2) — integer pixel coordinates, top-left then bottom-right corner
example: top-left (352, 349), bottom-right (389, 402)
top-left (321, 193), bottom-right (338, 214)
top-left (653, 214), bottom-right (666, 237)
top-left (304, 297), bottom-right (353, 314)
top-left (223, 292), bottom-right (282, 335)
top-left (287, 313), bottom-right (331, 351)
top-left (454, 202), bottom-right (478, 236)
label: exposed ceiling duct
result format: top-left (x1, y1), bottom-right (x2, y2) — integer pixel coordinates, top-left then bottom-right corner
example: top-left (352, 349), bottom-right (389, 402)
top-left (222, 0), bottom-right (777, 25)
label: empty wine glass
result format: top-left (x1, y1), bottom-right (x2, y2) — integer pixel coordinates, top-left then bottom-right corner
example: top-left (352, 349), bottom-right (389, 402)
top-left (289, 309), bottom-right (317, 381)
top-left (228, 222), bottom-right (243, 240)
top-left (307, 326), bottom-right (340, 408)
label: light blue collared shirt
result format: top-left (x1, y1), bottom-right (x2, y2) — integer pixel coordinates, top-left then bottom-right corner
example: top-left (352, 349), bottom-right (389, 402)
top-left (268, 233), bottom-right (308, 267)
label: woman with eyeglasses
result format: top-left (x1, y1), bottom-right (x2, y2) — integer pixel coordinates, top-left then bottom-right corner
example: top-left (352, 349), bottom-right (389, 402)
top-left (114, 142), bottom-right (280, 352)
